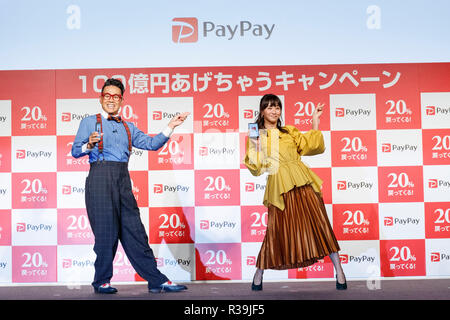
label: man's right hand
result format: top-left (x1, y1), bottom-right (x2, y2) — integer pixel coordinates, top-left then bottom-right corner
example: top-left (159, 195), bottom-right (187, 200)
top-left (87, 132), bottom-right (101, 149)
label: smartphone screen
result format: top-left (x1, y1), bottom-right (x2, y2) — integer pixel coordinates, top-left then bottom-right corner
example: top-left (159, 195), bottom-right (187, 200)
top-left (248, 123), bottom-right (259, 139)
top-left (95, 123), bottom-right (101, 137)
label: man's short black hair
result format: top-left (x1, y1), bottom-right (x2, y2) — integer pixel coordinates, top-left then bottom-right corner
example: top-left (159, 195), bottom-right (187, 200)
top-left (102, 78), bottom-right (125, 95)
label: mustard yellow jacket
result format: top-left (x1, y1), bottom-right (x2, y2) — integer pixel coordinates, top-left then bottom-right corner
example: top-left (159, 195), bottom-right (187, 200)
top-left (244, 125), bottom-right (325, 211)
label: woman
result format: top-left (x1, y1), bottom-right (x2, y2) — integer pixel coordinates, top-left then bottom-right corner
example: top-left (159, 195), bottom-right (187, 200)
top-left (244, 94), bottom-right (347, 291)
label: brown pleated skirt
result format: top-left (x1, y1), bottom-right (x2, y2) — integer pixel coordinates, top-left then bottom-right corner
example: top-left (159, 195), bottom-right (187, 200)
top-left (256, 184), bottom-right (340, 270)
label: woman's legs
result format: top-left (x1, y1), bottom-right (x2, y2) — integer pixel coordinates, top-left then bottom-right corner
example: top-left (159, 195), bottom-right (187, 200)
top-left (253, 268), bottom-right (264, 285)
top-left (329, 252), bottom-right (346, 283)
top-left (253, 254), bottom-right (345, 288)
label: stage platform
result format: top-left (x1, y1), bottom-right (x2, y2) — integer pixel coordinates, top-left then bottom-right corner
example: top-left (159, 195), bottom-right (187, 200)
top-left (0, 278), bottom-right (449, 300)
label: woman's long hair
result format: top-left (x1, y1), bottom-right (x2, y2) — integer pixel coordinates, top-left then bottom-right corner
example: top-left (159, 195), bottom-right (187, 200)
top-left (255, 94), bottom-right (288, 134)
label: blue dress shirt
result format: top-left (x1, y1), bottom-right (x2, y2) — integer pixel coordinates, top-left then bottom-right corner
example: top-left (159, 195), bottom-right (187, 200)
top-left (72, 111), bottom-right (171, 163)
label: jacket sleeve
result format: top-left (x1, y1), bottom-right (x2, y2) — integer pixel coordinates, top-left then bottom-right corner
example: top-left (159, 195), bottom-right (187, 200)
top-left (244, 137), bottom-right (267, 176)
top-left (130, 123), bottom-right (170, 151)
top-left (286, 125), bottom-right (325, 156)
top-left (71, 118), bottom-right (91, 159)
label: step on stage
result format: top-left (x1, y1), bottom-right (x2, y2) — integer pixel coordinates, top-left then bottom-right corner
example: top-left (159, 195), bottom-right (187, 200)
top-left (1, 279), bottom-right (448, 318)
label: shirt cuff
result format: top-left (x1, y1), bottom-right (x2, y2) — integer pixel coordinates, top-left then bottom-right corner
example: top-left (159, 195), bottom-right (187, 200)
top-left (162, 126), bottom-right (174, 138)
top-left (82, 143), bottom-right (92, 153)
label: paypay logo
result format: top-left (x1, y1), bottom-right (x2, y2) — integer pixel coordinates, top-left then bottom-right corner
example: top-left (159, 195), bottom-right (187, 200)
top-left (61, 112), bottom-right (89, 122)
top-left (428, 179), bottom-right (450, 189)
top-left (200, 220), bottom-right (210, 230)
top-left (246, 256), bottom-right (256, 266)
top-left (15, 149), bottom-right (52, 159)
top-left (335, 107), bottom-right (371, 117)
top-left (426, 105), bottom-right (450, 115)
top-left (381, 143), bottom-right (417, 153)
top-left (172, 18), bottom-right (198, 43)
top-left (172, 17), bottom-right (275, 43)
top-left (339, 253), bottom-right (375, 264)
top-left (62, 258), bottom-right (94, 268)
top-left (199, 146), bottom-right (236, 157)
top-left (156, 257), bottom-right (192, 267)
top-left (62, 185), bottom-right (85, 195)
top-left (16, 222), bottom-right (52, 232)
top-left (426, 106), bottom-right (436, 115)
top-left (16, 223), bottom-right (26, 232)
top-left (244, 182), bottom-right (265, 192)
top-left (152, 110), bottom-right (181, 120)
top-left (337, 180), bottom-right (373, 190)
top-left (153, 183), bottom-right (190, 193)
top-left (335, 108), bottom-right (345, 117)
top-left (199, 219), bottom-right (236, 230)
top-left (431, 252), bottom-right (450, 262)
top-left (152, 111), bottom-right (162, 120)
top-left (381, 143), bottom-right (391, 153)
top-left (384, 217), bottom-right (420, 226)
top-left (243, 109), bottom-right (258, 119)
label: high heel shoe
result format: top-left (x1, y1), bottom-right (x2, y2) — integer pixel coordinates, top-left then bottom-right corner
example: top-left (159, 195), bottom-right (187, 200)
top-left (251, 273), bottom-right (263, 291)
top-left (336, 274), bottom-right (347, 290)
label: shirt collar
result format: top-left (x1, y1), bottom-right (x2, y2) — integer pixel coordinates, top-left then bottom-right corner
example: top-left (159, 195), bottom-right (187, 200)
top-left (101, 110), bottom-right (122, 120)
top-left (101, 110), bottom-right (109, 119)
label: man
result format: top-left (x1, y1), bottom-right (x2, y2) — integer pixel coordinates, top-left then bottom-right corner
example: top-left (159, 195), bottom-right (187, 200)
top-left (72, 78), bottom-right (189, 294)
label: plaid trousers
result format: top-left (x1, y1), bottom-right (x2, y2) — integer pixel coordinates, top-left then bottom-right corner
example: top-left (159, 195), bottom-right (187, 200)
top-left (85, 161), bottom-right (169, 289)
